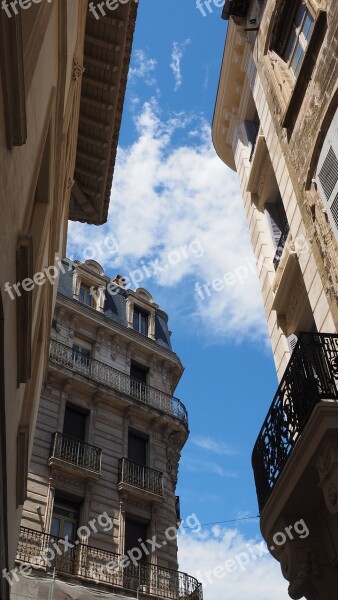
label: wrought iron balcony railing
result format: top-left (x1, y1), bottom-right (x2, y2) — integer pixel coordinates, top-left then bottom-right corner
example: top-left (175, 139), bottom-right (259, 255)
top-left (49, 340), bottom-right (188, 427)
top-left (119, 458), bottom-right (164, 496)
top-left (17, 527), bottom-right (203, 600)
top-left (273, 221), bottom-right (290, 270)
top-left (252, 333), bottom-right (338, 512)
top-left (49, 432), bottom-right (102, 474)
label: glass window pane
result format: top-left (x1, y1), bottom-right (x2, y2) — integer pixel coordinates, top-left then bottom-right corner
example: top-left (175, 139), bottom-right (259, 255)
top-left (63, 521), bottom-right (75, 540)
top-left (133, 310), bottom-right (140, 330)
top-left (302, 13), bottom-right (314, 40)
top-left (51, 517), bottom-right (61, 538)
top-left (294, 2), bottom-right (306, 28)
top-left (291, 42), bottom-right (304, 76)
top-left (284, 30), bottom-right (297, 61)
top-left (140, 314), bottom-right (148, 335)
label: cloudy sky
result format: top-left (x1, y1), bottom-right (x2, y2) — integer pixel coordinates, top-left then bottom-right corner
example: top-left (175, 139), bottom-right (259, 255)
top-left (67, 1), bottom-right (288, 598)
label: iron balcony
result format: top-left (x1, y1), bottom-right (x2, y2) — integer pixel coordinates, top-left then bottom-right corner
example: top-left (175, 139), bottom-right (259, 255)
top-left (252, 332), bottom-right (338, 512)
top-left (49, 340), bottom-right (188, 428)
top-left (17, 527), bottom-right (203, 600)
top-left (49, 432), bottom-right (102, 477)
top-left (118, 458), bottom-right (164, 497)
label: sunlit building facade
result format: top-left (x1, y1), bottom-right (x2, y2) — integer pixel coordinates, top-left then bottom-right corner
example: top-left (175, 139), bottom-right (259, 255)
top-left (12, 260), bottom-right (203, 600)
top-left (213, 0), bottom-right (338, 598)
top-left (0, 3), bottom-right (138, 599)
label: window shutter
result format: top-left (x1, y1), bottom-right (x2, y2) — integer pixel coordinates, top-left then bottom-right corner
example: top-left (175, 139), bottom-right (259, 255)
top-left (287, 333), bottom-right (299, 354)
top-left (316, 109), bottom-right (338, 243)
top-left (265, 202), bottom-right (288, 247)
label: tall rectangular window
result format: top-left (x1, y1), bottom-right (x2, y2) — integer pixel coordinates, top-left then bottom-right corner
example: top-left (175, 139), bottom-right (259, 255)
top-left (63, 403), bottom-right (88, 442)
top-left (128, 431), bottom-right (148, 466)
top-left (72, 344), bottom-right (90, 367)
top-left (283, 2), bottom-right (314, 77)
top-left (133, 308), bottom-right (148, 335)
top-left (79, 284), bottom-right (93, 307)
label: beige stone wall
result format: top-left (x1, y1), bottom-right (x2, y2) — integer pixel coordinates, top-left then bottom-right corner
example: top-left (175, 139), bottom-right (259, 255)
top-left (0, 0), bottom-right (87, 579)
top-left (20, 287), bottom-right (187, 573)
top-left (213, 0), bottom-right (338, 380)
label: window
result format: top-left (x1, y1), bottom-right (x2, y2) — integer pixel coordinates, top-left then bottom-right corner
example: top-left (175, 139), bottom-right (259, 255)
top-left (265, 197), bottom-right (290, 270)
top-left (316, 109), bottom-right (338, 243)
top-left (63, 403), bottom-right (88, 441)
top-left (79, 284), bottom-right (93, 307)
top-left (283, 2), bottom-right (314, 77)
top-left (130, 362), bottom-right (148, 384)
top-left (130, 362), bottom-right (149, 402)
top-left (124, 516), bottom-right (150, 590)
top-left (133, 308), bottom-right (148, 335)
top-left (51, 503), bottom-right (78, 541)
top-left (72, 344), bottom-right (90, 368)
top-left (128, 430), bottom-right (148, 466)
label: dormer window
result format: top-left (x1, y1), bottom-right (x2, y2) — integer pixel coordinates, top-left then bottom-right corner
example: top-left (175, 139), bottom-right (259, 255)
top-left (283, 2), bottom-right (314, 77)
top-left (73, 260), bottom-right (107, 313)
top-left (133, 308), bottom-right (148, 336)
top-left (79, 284), bottom-right (93, 307)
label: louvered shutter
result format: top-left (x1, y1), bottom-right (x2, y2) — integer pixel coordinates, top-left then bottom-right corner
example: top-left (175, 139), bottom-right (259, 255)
top-left (287, 333), bottom-right (299, 354)
top-left (316, 109), bottom-right (338, 243)
top-left (265, 201), bottom-right (288, 247)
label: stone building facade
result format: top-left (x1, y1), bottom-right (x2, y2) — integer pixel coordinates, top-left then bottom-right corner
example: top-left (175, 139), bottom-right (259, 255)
top-left (213, 0), bottom-right (338, 598)
top-left (13, 260), bottom-right (202, 600)
top-left (0, 3), bottom-right (137, 599)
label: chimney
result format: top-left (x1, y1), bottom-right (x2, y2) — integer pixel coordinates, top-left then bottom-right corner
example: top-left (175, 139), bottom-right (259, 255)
top-left (112, 274), bottom-right (127, 288)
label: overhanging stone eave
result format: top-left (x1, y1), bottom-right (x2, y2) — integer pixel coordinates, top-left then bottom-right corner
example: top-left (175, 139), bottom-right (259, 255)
top-left (212, 19), bottom-right (245, 171)
top-left (69, 1), bottom-right (138, 226)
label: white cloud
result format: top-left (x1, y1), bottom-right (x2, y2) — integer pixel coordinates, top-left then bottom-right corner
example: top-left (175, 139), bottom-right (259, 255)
top-left (170, 39), bottom-right (191, 91)
top-left (178, 528), bottom-right (288, 600)
top-left (67, 99), bottom-right (267, 343)
top-left (129, 49), bottom-right (157, 86)
top-left (183, 457), bottom-right (237, 479)
top-left (191, 436), bottom-right (236, 456)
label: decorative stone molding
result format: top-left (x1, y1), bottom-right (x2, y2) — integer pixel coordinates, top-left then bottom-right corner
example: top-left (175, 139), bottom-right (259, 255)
top-left (49, 469), bottom-right (86, 491)
top-left (66, 177), bottom-right (75, 190)
top-left (316, 442), bottom-right (338, 515)
top-left (95, 328), bottom-right (104, 352)
top-left (166, 432), bottom-right (185, 490)
top-left (45, 371), bottom-right (55, 391)
top-left (92, 392), bottom-right (103, 407)
top-left (126, 298), bottom-right (134, 328)
top-left (72, 57), bottom-right (85, 80)
top-left (111, 335), bottom-right (118, 360)
top-left (69, 316), bottom-right (78, 339)
top-left (61, 379), bottom-right (72, 401)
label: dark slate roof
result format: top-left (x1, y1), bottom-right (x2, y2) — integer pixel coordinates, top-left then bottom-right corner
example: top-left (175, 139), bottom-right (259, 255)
top-left (58, 261), bottom-right (172, 350)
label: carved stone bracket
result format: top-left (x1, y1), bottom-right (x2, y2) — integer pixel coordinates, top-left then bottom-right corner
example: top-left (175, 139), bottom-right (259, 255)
top-left (45, 371), bottom-right (55, 391)
top-left (316, 442), bottom-right (338, 515)
top-left (166, 432), bottom-right (184, 491)
top-left (61, 379), bottom-right (72, 401)
top-left (72, 57), bottom-right (85, 80)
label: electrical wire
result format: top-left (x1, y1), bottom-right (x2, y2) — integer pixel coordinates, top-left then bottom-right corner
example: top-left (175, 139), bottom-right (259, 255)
top-left (180, 515), bottom-right (260, 528)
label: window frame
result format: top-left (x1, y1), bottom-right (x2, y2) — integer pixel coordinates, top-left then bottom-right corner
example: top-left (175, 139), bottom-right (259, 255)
top-left (281, 1), bottom-right (315, 77)
top-left (133, 307), bottom-right (149, 336)
top-left (79, 283), bottom-right (94, 308)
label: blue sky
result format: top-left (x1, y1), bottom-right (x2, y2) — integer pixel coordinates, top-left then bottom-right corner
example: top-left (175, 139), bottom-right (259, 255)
top-left (68, 1), bottom-right (289, 597)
